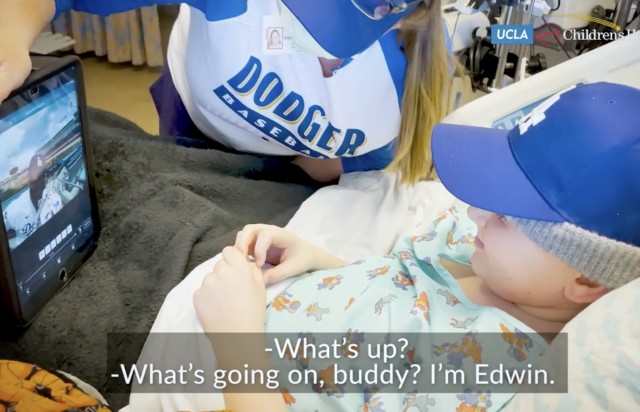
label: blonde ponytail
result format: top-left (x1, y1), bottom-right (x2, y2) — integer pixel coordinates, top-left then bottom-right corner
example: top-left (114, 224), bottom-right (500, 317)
top-left (386, 0), bottom-right (464, 185)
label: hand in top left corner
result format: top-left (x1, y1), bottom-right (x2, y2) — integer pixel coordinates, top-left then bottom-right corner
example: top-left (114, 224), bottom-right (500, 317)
top-left (0, 0), bottom-right (57, 102)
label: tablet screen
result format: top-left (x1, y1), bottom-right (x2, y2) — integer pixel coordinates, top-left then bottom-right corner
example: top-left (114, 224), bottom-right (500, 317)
top-left (0, 67), bottom-right (95, 313)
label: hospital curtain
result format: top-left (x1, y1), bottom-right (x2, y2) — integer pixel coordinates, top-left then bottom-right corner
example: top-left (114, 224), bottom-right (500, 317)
top-left (46, 7), bottom-right (164, 67)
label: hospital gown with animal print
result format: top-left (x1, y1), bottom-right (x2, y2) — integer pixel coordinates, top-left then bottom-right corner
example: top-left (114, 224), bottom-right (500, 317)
top-left (265, 205), bottom-right (549, 412)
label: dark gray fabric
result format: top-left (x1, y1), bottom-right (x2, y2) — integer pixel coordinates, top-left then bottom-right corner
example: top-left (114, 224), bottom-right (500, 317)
top-left (0, 108), bottom-right (317, 410)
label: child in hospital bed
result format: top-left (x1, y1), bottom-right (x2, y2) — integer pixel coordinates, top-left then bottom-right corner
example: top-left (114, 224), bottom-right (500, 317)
top-left (193, 82), bottom-right (640, 412)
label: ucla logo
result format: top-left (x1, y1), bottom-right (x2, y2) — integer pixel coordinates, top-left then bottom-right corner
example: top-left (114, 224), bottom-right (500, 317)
top-left (491, 25), bottom-right (534, 45)
top-left (214, 57), bottom-right (368, 158)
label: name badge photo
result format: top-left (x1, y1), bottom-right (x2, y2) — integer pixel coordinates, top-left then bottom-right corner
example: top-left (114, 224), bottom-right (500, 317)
top-left (262, 15), bottom-right (301, 55)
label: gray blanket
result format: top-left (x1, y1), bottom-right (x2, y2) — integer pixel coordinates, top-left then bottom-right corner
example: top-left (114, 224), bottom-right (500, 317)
top-left (0, 108), bottom-right (316, 410)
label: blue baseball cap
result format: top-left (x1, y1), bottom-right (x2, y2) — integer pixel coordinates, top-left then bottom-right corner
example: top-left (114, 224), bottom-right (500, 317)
top-left (280, 0), bottom-right (421, 58)
top-left (28, 154), bottom-right (47, 180)
top-left (432, 82), bottom-right (640, 247)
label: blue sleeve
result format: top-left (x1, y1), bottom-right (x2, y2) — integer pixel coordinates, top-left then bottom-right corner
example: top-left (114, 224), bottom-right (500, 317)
top-left (53, 0), bottom-right (248, 21)
top-left (341, 140), bottom-right (396, 174)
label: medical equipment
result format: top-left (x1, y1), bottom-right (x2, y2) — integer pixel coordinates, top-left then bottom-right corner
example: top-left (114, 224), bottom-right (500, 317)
top-left (444, 0), bottom-right (639, 93)
top-left (444, 0), bottom-right (549, 92)
top-left (442, 35), bottom-right (640, 128)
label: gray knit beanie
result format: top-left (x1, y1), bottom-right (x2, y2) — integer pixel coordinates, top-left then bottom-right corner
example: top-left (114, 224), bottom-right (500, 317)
top-left (507, 217), bottom-right (640, 290)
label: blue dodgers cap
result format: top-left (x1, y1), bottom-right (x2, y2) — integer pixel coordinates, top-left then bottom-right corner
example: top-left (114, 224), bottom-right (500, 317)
top-left (279, 0), bottom-right (418, 58)
top-left (431, 82), bottom-right (640, 247)
top-left (28, 154), bottom-right (47, 180)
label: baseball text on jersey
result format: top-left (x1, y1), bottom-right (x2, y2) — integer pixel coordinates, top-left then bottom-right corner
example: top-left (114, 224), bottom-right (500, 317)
top-left (214, 56), bottom-right (369, 159)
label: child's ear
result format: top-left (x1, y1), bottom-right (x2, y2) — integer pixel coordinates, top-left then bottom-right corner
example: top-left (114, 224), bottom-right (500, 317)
top-left (565, 275), bottom-right (608, 304)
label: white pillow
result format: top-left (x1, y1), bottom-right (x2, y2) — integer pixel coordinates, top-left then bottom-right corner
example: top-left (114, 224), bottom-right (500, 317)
top-left (501, 277), bottom-right (640, 411)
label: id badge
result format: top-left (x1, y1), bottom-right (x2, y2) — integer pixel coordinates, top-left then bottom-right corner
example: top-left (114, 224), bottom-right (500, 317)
top-left (262, 15), bottom-right (301, 55)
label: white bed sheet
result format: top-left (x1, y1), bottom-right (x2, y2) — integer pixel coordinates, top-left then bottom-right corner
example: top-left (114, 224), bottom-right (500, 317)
top-left (121, 171), bottom-right (462, 412)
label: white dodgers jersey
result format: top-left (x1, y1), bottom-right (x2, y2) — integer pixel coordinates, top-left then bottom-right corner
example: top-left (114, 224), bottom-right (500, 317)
top-left (52, 0), bottom-right (452, 172)
top-left (166, 0), bottom-right (448, 171)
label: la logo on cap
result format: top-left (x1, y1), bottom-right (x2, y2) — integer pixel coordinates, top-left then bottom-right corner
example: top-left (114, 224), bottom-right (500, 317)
top-left (518, 84), bottom-right (577, 135)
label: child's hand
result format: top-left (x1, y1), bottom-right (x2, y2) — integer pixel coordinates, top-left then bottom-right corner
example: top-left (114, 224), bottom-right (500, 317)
top-left (234, 224), bottom-right (323, 284)
top-left (193, 246), bottom-right (266, 334)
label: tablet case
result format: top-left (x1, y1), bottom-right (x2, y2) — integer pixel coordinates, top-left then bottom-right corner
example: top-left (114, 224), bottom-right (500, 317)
top-left (0, 55), bottom-right (101, 328)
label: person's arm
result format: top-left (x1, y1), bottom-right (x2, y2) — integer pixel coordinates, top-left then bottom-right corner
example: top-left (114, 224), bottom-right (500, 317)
top-left (292, 139), bottom-right (396, 183)
top-left (0, 0), bottom-right (56, 46)
top-left (218, 348), bottom-right (288, 412)
top-left (206, 333), bottom-right (288, 412)
top-left (223, 392), bottom-right (288, 412)
top-left (196, 247), bottom-right (288, 412)
top-left (291, 157), bottom-right (343, 183)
